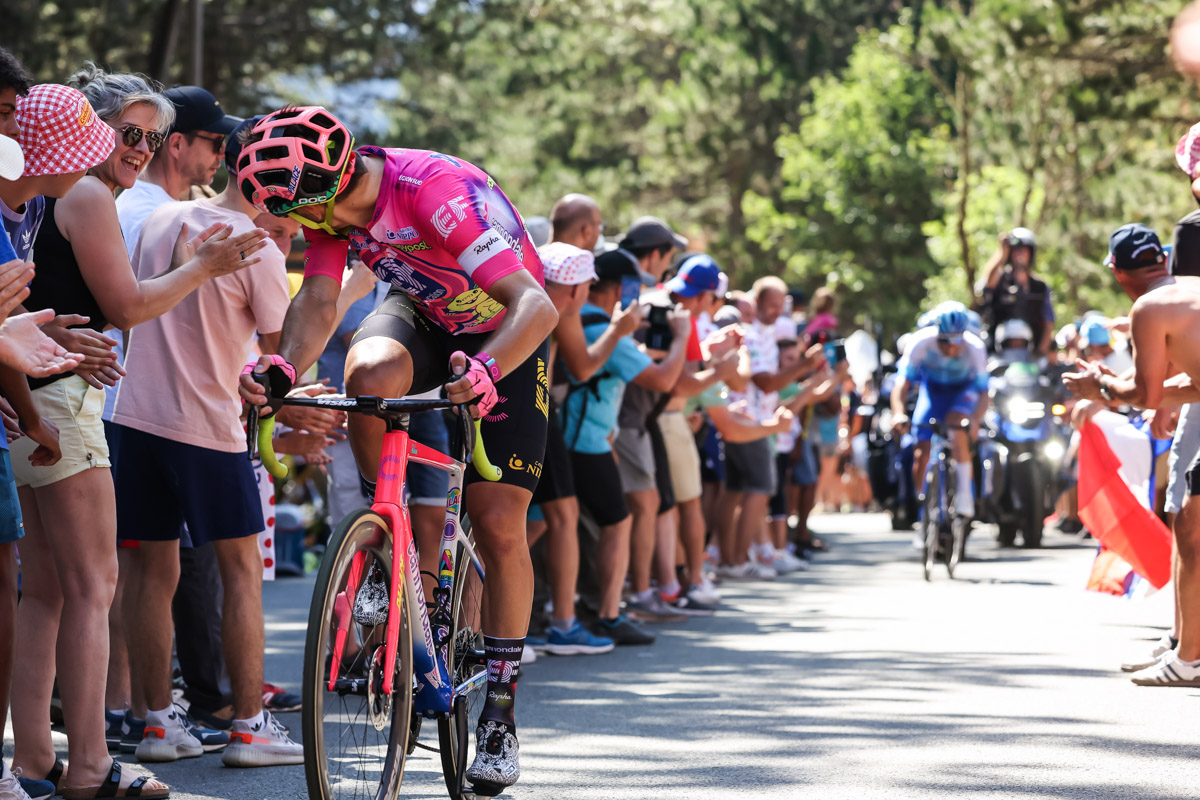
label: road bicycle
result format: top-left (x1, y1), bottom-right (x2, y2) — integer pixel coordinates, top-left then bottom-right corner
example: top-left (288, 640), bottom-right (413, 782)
top-left (917, 420), bottom-right (969, 581)
top-left (248, 390), bottom-right (501, 800)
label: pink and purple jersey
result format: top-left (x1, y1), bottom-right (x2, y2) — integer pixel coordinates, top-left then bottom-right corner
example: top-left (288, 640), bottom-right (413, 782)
top-left (301, 146), bottom-right (545, 334)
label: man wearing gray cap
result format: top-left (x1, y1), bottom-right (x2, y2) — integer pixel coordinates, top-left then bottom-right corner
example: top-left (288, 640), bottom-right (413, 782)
top-left (618, 215), bottom-right (688, 286)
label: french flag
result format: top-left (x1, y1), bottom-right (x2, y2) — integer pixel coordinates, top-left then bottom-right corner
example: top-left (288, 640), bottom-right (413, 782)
top-left (1078, 410), bottom-right (1172, 592)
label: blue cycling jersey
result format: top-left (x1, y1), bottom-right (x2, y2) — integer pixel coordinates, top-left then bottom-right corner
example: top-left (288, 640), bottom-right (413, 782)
top-left (898, 327), bottom-right (989, 391)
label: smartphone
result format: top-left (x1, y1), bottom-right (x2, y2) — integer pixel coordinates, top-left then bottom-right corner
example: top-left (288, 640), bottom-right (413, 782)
top-left (646, 305), bottom-right (673, 351)
top-left (620, 277), bottom-right (641, 310)
top-left (824, 338), bottom-right (846, 364)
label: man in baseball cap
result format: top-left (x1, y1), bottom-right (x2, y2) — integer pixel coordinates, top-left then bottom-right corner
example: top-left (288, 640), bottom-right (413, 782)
top-left (1107, 222), bottom-right (1165, 272)
top-left (664, 253), bottom-right (721, 298)
top-left (617, 216), bottom-right (688, 287)
top-left (138, 86), bottom-right (241, 200)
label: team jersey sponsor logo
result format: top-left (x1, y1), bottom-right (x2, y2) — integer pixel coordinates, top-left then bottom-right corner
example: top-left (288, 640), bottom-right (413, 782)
top-left (393, 241), bottom-right (431, 254)
top-left (397, 174), bottom-right (423, 188)
top-left (489, 219), bottom-right (524, 262)
top-left (534, 357), bottom-right (549, 419)
top-left (457, 229), bottom-right (513, 274)
top-left (385, 226), bottom-right (420, 241)
top-left (506, 455), bottom-right (542, 479)
top-left (447, 287), bottom-right (504, 326)
top-left (428, 152), bottom-right (462, 168)
top-left (431, 195), bottom-right (468, 238)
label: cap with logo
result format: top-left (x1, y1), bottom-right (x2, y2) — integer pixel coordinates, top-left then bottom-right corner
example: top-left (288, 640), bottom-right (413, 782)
top-left (0, 136), bottom-right (23, 181)
top-left (164, 86), bottom-right (241, 136)
top-left (539, 241), bottom-right (596, 286)
top-left (620, 216), bottom-right (688, 252)
top-left (594, 248), bottom-right (642, 282)
top-left (1107, 223), bottom-right (1164, 271)
top-left (664, 253), bottom-right (722, 298)
top-left (15, 84), bottom-right (115, 177)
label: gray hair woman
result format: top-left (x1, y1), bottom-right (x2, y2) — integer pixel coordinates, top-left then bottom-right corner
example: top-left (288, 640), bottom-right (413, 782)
top-left (9, 63), bottom-right (266, 799)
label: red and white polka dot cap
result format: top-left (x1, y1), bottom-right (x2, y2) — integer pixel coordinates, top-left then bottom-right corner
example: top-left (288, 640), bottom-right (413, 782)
top-left (15, 84), bottom-right (115, 177)
top-left (538, 241), bottom-right (597, 285)
top-left (1177, 120), bottom-right (1200, 178)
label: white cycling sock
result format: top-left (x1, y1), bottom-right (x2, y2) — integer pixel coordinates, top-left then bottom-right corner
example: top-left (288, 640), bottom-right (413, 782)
top-left (954, 462), bottom-right (973, 500)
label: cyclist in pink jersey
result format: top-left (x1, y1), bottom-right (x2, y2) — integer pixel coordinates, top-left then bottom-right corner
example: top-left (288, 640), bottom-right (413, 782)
top-left (235, 107), bottom-right (557, 795)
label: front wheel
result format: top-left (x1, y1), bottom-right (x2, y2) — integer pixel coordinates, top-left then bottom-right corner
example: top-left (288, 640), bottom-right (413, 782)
top-left (922, 461), bottom-right (940, 582)
top-left (438, 524), bottom-right (487, 800)
top-left (303, 510), bottom-right (414, 800)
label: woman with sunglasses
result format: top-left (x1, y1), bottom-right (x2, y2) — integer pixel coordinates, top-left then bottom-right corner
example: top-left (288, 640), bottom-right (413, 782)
top-left (9, 64), bottom-right (268, 800)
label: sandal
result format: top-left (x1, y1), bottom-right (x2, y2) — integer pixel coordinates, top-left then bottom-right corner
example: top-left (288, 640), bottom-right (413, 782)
top-left (60, 760), bottom-right (169, 799)
top-left (45, 759), bottom-right (65, 790)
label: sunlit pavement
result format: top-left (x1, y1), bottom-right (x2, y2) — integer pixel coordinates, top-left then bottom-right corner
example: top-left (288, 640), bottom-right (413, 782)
top-left (8, 512), bottom-right (1194, 799)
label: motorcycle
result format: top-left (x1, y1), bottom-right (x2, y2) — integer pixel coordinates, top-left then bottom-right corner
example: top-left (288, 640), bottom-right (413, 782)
top-left (976, 360), bottom-right (1070, 547)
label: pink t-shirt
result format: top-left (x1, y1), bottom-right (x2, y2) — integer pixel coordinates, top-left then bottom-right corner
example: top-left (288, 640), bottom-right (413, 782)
top-left (302, 146), bottom-right (544, 334)
top-left (112, 198), bottom-right (290, 452)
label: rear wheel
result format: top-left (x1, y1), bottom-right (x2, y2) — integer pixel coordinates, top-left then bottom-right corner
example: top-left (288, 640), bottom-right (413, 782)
top-left (438, 524), bottom-right (487, 800)
top-left (303, 510), bottom-right (413, 800)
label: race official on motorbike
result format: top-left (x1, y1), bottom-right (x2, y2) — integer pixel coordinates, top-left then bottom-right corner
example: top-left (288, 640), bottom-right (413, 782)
top-left (976, 228), bottom-right (1055, 356)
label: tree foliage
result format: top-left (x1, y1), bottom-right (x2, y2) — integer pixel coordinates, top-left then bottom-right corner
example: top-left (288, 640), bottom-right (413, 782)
top-left (2, 0), bottom-right (1196, 336)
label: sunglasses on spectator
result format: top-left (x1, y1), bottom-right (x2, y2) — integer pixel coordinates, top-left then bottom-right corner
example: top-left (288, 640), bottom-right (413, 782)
top-left (187, 131), bottom-right (226, 154)
top-left (120, 125), bottom-right (166, 152)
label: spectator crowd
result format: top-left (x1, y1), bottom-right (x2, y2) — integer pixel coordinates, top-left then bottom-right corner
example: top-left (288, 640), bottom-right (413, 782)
top-left (0, 49), bottom-right (884, 800)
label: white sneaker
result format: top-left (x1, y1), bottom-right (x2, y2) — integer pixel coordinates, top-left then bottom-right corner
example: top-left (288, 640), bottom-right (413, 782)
top-left (521, 643), bottom-right (537, 664)
top-left (741, 560), bottom-right (777, 580)
top-left (772, 548), bottom-right (809, 573)
top-left (1121, 633), bottom-right (1176, 673)
top-left (136, 706), bottom-right (203, 762)
top-left (0, 763), bottom-right (32, 800)
top-left (911, 531), bottom-right (925, 550)
top-left (222, 710), bottom-right (304, 767)
top-left (689, 574), bottom-right (721, 605)
top-left (1130, 651), bottom-right (1200, 687)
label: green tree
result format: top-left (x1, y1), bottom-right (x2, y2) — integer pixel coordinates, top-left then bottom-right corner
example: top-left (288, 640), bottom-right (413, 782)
top-left (743, 23), bottom-right (950, 334)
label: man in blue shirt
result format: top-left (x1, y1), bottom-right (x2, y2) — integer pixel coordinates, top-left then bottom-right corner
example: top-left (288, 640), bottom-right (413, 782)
top-left (561, 249), bottom-right (691, 644)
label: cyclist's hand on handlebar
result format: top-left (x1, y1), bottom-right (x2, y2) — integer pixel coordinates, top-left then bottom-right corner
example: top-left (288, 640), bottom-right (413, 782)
top-left (446, 351), bottom-right (498, 420)
top-left (239, 354), bottom-right (297, 415)
top-left (891, 414), bottom-right (910, 436)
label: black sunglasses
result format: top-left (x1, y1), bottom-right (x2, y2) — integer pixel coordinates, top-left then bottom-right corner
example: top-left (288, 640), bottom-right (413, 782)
top-left (187, 131), bottom-right (226, 154)
top-left (121, 125), bottom-right (165, 152)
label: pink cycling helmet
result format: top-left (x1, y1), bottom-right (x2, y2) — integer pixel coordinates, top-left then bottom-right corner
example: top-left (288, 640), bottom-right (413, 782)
top-left (236, 106), bottom-right (355, 221)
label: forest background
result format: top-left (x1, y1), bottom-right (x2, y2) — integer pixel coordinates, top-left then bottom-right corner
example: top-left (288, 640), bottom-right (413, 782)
top-left (2, 0), bottom-right (1194, 338)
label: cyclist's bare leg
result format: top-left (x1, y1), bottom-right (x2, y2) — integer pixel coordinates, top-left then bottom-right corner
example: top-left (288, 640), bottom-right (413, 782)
top-left (594, 516), bottom-right (633, 619)
top-left (626, 488), bottom-right (659, 594)
top-left (912, 441), bottom-right (931, 491)
top-left (465, 482), bottom-right (534, 638)
top-left (344, 336), bottom-right (415, 482)
top-left (211, 536), bottom-right (266, 720)
top-left (947, 412), bottom-right (972, 465)
top-left (540, 496), bottom-right (581, 624)
top-left (125, 540), bottom-right (181, 715)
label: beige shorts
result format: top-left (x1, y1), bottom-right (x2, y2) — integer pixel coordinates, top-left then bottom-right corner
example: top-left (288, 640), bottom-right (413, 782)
top-left (660, 410), bottom-right (702, 503)
top-left (11, 375), bottom-right (110, 488)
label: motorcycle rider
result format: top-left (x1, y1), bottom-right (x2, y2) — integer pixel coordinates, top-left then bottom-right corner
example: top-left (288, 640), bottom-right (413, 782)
top-left (977, 227), bottom-right (1055, 356)
top-left (992, 318), bottom-right (1035, 369)
top-left (890, 305), bottom-right (990, 518)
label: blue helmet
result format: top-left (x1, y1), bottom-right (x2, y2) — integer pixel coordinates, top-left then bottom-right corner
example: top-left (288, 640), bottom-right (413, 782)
top-left (935, 307), bottom-right (969, 337)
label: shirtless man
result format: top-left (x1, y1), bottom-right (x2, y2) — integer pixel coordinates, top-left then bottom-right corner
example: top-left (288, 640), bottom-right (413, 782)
top-left (1063, 222), bottom-right (1200, 686)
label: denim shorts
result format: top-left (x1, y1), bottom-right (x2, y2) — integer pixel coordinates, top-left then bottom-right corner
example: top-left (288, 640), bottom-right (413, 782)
top-left (0, 450), bottom-right (22, 544)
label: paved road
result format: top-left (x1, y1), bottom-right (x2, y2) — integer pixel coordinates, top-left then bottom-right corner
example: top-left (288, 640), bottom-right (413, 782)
top-left (9, 513), bottom-right (1196, 799)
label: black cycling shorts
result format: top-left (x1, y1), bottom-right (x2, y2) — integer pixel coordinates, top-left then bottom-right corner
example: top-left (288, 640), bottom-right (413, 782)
top-left (531, 398), bottom-right (575, 505)
top-left (351, 291), bottom-right (549, 494)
